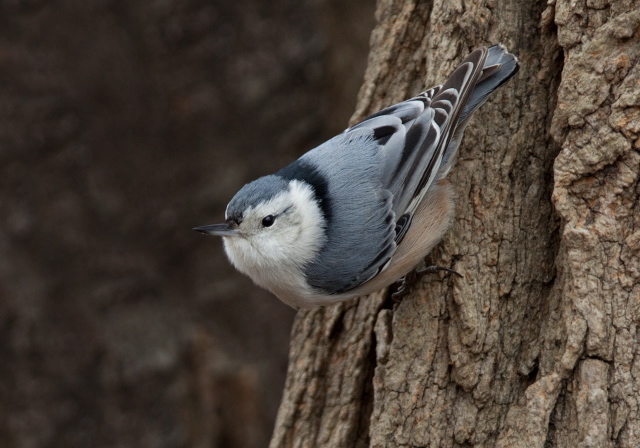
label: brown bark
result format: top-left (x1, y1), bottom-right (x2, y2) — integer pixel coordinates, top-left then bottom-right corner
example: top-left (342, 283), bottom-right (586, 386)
top-left (271, 1), bottom-right (640, 447)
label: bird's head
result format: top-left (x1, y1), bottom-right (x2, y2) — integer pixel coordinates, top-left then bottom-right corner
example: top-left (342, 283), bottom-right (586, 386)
top-left (194, 175), bottom-right (326, 275)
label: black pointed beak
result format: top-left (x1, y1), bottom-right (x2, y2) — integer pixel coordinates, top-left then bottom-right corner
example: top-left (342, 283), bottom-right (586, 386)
top-left (193, 222), bottom-right (239, 237)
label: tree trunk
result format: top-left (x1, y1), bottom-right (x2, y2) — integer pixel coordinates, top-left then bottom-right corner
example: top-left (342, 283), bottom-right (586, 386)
top-left (270, 1), bottom-right (640, 447)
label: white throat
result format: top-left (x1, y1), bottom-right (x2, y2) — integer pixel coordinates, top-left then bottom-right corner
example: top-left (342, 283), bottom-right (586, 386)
top-left (222, 180), bottom-right (326, 306)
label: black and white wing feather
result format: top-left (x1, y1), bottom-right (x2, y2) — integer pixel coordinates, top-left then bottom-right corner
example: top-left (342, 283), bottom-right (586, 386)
top-left (351, 48), bottom-right (486, 227)
top-left (302, 45), bottom-right (519, 294)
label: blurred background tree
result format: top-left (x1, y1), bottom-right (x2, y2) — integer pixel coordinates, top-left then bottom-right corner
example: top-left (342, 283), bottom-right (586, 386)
top-left (0, 1), bottom-right (375, 447)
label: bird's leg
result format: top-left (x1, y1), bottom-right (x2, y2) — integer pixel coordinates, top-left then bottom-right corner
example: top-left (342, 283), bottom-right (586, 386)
top-left (416, 265), bottom-right (463, 278)
top-left (390, 265), bottom-right (462, 302)
top-left (390, 269), bottom-right (417, 302)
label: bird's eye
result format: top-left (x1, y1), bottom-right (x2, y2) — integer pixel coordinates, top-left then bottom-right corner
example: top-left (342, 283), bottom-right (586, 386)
top-left (261, 215), bottom-right (275, 227)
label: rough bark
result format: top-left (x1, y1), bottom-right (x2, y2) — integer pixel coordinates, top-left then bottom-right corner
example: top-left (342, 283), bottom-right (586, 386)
top-left (271, 1), bottom-right (640, 447)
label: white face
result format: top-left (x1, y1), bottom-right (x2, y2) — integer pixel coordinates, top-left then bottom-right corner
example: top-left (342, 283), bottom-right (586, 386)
top-left (221, 180), bottom-right (326, 285)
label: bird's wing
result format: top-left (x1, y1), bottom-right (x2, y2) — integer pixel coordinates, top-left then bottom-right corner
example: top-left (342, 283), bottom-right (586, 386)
top-left (303, 46), bottom-right (519, 295)
top-left (348, 47), bottom-right (489, 243)
top-left (297, 147), bottom-right (398, 294)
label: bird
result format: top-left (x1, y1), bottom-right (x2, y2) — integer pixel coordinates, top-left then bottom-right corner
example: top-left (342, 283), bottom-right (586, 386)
top-left (195, 44), bottom-right (519, 309)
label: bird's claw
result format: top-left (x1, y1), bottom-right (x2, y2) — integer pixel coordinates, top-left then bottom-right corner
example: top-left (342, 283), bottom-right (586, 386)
top-left (416, 265), bottom-right (463, 278)
top-left (390, 271), bottom-right (414, 302)
top-left (390, 265), bottom-right (462, 302)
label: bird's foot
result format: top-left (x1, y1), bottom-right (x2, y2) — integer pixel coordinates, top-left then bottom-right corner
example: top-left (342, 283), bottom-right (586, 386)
top-left (416, 265), bottom-right (463, 278)
top-left (390, 269), bottom-right (417, 302)
top-left (390, 265), bottom-right (462, 302)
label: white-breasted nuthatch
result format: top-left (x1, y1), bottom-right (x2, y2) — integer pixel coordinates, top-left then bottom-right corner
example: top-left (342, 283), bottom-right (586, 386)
top-left (195, 44), bottom-right (519, 309)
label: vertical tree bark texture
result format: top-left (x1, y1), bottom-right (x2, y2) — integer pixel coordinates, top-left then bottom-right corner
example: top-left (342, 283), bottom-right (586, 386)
top-left (271, 1), bottom-right (640, 447)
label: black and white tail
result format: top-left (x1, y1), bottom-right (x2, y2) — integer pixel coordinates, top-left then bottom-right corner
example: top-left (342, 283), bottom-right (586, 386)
top-left (439, 44), bottom-right (519, 175)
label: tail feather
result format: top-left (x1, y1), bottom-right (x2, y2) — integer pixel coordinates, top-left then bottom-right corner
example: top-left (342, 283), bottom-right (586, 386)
top-left (439, 44), bottom-right (519, 177)
top-left (459, 44), bottom-right (520, 124)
